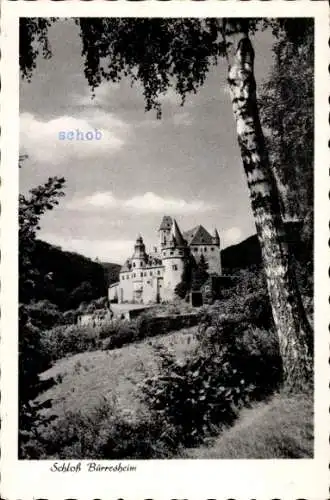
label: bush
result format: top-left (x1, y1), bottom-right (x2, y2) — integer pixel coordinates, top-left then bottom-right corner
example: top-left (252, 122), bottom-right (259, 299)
top-left (62, 309), bottom-right (79, 325)
top-left (40, 324), bottom-right (101, 362)
top-left (138, 318), bottom-right (282, 449)
top-left (26, 300), bottom-right (63, 329)
top-left (204, 267), bottom-right (273, 329)
top-left (32, 398), bottom-right (177, 459)
top-left (174, 281), bottom-right (188, 300)
top-left (138, 346), bottom-right (248, 447)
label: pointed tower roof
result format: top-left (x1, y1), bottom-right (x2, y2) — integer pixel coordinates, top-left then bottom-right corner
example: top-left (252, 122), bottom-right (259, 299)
top-left (170, 219), bottom-right (186, 247)
top-left (159, 215), bottom-right (173, 231)
top-left (213, 228), bottom-right (220, 245)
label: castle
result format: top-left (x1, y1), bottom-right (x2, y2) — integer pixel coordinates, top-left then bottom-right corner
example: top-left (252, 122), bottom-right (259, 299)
top-left (108, 216), bottom-right (221, 304)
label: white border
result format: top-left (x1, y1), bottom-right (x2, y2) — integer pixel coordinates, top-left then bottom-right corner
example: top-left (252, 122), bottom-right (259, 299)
top-left (1, 2), bottom-right (329, 499)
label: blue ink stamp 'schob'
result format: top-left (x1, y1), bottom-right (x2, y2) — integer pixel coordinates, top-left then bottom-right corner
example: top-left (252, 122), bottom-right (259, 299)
top-left (58, 129), bottom-right (103, 140)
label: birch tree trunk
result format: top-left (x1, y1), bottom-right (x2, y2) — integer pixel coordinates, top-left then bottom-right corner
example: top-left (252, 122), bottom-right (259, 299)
top-left (224, 20), bottom-right (313, 388)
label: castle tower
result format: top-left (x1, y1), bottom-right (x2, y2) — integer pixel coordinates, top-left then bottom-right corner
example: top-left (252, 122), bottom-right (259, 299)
top-left (162, 219), bottom-right (187, 300)
top-left (131, 235), bottom-right (147, 270)
top-left (159, 215), bottom-right (173, 250)
top-left (211, 228), bottom-right (222, 275)
top-left (130, 235), bottom-right (147, 303)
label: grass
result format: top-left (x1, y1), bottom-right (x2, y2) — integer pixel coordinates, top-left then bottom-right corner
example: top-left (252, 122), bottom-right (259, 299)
top-left (184, 392), bottom-right (313, 459)
top-left (38, 326), bottom-right (198, 424)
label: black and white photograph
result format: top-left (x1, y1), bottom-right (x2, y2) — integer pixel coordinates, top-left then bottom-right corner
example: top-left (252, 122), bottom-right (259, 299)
top-left (18, 15), bottom-right (316, 462)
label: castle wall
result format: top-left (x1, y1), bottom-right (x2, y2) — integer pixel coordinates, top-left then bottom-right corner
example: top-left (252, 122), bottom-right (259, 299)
top-left (118, 272), bottom-right (134, 303)
top-left (191, 245), bottom-right (222, 275)
top-left (108, 283), bottom-right (120, 302)
top-left (119, 265), bottom-right (164, 303)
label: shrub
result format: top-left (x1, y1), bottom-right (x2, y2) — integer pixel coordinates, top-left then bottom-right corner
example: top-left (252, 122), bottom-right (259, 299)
top-left (174, 281), bottom-right (188, 300)
top-left (26, 300), bottom-right (63, 329)
top-left (138, 345), bottom-right (248, 448)
top-left (62, 309), bottom-right (79, 325)
top-left (33, 398), bottom-right (177, 459)
top-left (99, 320), bottom-right (137, 349)
top-left (138, 318), bottom-right (282, 449)
top-left (40, 324), bottom-right (101, 362)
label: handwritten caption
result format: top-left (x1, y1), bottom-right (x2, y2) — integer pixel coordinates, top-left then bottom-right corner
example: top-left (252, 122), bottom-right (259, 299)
top-left (50, 461), bottom-right (136, 473)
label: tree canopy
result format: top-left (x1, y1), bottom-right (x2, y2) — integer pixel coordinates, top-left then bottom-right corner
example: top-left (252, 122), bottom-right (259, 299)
top-left (20, 17), bottom-right (313, 117)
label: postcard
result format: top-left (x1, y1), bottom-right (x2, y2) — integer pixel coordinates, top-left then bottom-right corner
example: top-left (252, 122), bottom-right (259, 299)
top-left (1, 1), bottom-right (329, 499)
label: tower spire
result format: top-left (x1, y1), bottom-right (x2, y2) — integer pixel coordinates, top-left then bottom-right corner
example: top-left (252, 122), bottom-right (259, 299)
top-left (213, 228), bottom-right (220, 246)
top-left (170, 219), bottom-right (186, 247)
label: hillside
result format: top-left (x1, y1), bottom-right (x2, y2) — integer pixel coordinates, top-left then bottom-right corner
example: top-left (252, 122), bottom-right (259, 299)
top-left (38, 327), bottom-right (198, 422)
top-left (221, 234), bottom-right (262, 272)
top-left (28, 240), bottom-right (120, 311)
top-left (101, 261), bottom-right (122, 286)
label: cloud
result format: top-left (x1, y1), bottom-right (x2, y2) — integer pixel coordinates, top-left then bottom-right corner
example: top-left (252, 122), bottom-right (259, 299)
top-left (73, 82), bottom-right (121, 107)
top-left (40, 232), bottom-right (134, 264)
top-left (159, 88), bottom-right (182, 106)
top-left (67, 191), bottom-right (215, 215)
top-left (223, 226), bottom-right (243, 247)
top-left (20, 110), bottom-right (130, 164)
top-left (172, 112), bottom-right (192, 126)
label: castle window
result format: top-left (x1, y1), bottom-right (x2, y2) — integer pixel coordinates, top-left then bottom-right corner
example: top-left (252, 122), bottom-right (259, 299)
top-left (133, 273), bottom-right (136, 278)
top-left (204, 247), bottom-right (207, 252)
top-left (144, 272), bottom-right (147, 277)
top-left (157, 270), bottom-right (160, 275)
top-left (133, 263), bottom-right (136, 267)
top-left (150, 271), bottom-right (153, 276)
top-left (163, 251), bottom-right (166, 256)
top-left (140, 272), bottom-right (143, 277)
top-left (170, 251), bottom-right (174, 255)
top-left (211, 247), bottom-right (214, 251)
top-left (194, 247), bottom-right (198, 252)
top-left (172, 265), bottom-right (178, 271)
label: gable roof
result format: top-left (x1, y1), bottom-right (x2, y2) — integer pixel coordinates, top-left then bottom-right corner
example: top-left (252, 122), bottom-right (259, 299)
top-left (183, 225), bottom-right (213, 246)
top-left (159, 215), bottom-right (173, 231)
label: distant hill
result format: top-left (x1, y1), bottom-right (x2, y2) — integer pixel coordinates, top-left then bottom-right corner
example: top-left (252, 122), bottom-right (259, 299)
top-left (221, 234), bottom-right (262, 272)
top-left (100, 262), bottom-right (121, 286)
top-left (27, 236), bottom-right (261, 310)
top-left (28, 240), bottom-right (120, 311)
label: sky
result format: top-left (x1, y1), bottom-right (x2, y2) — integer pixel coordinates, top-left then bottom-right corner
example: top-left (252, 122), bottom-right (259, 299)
top-left (20, 19), bottom-right (275, 264)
